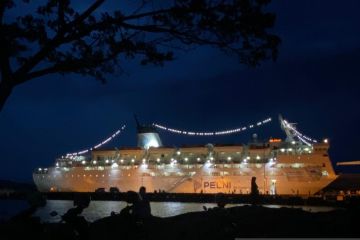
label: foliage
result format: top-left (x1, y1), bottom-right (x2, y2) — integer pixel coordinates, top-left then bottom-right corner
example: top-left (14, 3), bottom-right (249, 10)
top-left (0, 0), bottom-right (280, 110)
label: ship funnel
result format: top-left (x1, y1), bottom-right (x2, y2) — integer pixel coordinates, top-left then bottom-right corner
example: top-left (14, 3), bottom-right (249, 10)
top-left (135, 115), bottom-right (163, 149)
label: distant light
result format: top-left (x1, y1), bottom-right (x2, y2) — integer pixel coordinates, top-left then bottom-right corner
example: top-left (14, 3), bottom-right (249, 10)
top-left (120, 159), bottom-right (124, 163)
top-left (38, 168), bottom-right (42, 171)
top-left (227, 157), bottom-right (232, 161)
top-left (111, 163), bottom-right (118, 168)
top-left (197, 157), bottom-right (201, 161)
top-left (105, 159), bottom-right (109, 163)
top-left (93, 160), bottom-right (97, 164)
top-left (142, 159), bottom-right (146, 163)
top-left (157, 158), bottom-right (160, 162)
top-left (184, 157), bottom-right (188, 162)
top-left (288, 148), bottom-right (293, 152)
top-left (81, 160), bottom-right (86, 165)
top-left (56, 163), bottom-right (59, 167)
top-left (131, 159), bottom-right (135, 163)
top-left (280, 148), bottom-right (285, 152)
top-left (256, 155), bottom-right (260, 160)
top-left (323, 139), bottom-right (328, 143)
top-left (246, 156), bottom-right (250, 160)
top-left (291, 141), bottom-right (296, 145)
top-left (210, 157), bottom-right (214, 161)
top-left (176, 151), bottom-right (181, 155)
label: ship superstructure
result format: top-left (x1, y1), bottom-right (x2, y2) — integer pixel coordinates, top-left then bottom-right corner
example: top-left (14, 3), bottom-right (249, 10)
top-left (33, 116), bottom-right (337, 195)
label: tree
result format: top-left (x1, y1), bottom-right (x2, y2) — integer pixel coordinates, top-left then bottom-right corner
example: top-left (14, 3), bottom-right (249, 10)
top-left (0, 0), bottom-right (280, 111)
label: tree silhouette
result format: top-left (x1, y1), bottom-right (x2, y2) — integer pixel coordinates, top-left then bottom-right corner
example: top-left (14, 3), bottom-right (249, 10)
top-left (0, 0), bottom-right (280, 110)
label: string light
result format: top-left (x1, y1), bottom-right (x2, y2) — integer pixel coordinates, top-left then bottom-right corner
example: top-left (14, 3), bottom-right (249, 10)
top-left (282, 119), bottom-right (317, 146)
top-left (65, 125), bottom-right (126, 157)
top-left (153, 117), bottom-right (271, 136)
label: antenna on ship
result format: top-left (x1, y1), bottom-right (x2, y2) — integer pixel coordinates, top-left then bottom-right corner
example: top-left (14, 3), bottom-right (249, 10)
top-left (134, 114), bottom-right (141, 129)
top-left (279, 114), bottom-right (295, 143)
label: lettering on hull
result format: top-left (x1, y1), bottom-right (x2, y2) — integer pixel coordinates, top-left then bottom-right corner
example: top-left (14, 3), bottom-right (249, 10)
top-left (204, 181), bottom-right (231, 189)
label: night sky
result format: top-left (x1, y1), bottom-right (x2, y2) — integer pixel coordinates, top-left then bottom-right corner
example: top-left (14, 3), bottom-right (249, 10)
top-left (1, 1), bottom-right (360, 182)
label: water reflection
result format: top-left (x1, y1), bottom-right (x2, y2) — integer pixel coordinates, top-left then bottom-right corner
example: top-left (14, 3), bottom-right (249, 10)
top-left (32, 200), bottom-right (337, 223)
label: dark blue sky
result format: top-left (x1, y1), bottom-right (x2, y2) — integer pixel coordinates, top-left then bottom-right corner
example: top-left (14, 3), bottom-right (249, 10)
top-left (1, 0), bottom-right (360, 182)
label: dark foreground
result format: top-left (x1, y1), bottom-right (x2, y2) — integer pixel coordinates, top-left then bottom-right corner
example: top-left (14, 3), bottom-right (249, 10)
top-left (1, 204), bottom-right (359, 240)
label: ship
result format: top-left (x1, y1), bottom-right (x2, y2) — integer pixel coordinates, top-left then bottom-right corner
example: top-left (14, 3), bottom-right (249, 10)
top-left (33, 116), bottom-right (338, 195)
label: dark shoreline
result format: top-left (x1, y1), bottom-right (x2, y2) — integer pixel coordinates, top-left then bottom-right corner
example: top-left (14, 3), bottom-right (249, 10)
top-left (1, 204), bottom-right (359, 239)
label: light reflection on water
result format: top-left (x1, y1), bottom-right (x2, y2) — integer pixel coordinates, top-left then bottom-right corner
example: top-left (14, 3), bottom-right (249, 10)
top-left (0, 200), bottom-right (337, 223)
top-left (31, 200), bottom-right (337, 223)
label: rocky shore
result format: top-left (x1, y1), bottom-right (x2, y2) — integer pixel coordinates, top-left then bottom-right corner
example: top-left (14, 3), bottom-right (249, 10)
top-left (1, 203), bottom-right (359, 240)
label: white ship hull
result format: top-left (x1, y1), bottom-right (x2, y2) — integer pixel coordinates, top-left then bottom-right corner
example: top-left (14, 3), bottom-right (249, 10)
top-left (33, 160), bottom-right (337, 195)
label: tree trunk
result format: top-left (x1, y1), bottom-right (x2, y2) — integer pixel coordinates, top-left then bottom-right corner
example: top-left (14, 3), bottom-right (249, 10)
top-left (0, 80), bottom-right (13, 111)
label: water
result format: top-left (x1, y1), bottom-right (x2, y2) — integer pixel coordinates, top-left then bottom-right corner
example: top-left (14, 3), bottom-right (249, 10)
top-left (0, 200), bottom-right (337, 223)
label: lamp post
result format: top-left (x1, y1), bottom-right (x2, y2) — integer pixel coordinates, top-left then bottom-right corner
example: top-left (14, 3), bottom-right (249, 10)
top-left (263, 161), bottom-right (266, 194)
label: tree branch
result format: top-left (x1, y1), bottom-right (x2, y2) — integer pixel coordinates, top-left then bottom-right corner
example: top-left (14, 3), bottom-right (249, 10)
top-left (13, 0), bottom-right (106, 86)
top-left (58, 0), bottom-right (65, 32)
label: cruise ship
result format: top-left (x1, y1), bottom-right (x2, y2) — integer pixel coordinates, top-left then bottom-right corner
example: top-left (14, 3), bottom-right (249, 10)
top-left (33, 116), bottom-right (337, 195)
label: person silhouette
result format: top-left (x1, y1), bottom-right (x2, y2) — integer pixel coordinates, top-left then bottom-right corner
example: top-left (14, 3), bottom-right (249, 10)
top-left (250, 177), bottom-right (260, 205)
top-left (136, 186), bottom-right (151, 219)
top-left (61, 194), bottom-right (90, 240)
top-left (251, 177), bottom-right (259, 196)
